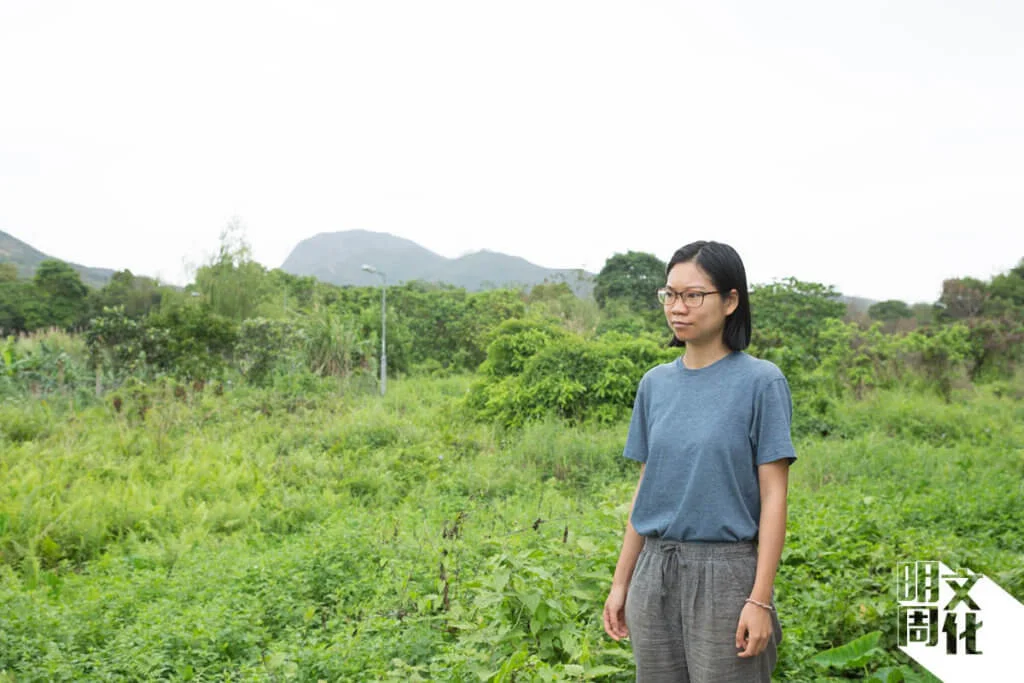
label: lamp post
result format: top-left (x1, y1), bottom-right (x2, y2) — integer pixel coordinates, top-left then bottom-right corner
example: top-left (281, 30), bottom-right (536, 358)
top-left (361, 264), bottom-right (387, 395)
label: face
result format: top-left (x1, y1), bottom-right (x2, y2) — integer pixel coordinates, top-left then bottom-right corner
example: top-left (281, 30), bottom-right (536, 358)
top-left (663, 260), bottom-right (739, 348)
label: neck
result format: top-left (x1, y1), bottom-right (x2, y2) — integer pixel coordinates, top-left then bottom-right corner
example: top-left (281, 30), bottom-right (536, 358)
top-left (681, 341), bottom-right (732, 369)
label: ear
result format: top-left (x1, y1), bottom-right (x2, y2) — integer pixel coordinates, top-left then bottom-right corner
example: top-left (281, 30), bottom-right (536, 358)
top-left (724, 289), bottom-right (740, 316)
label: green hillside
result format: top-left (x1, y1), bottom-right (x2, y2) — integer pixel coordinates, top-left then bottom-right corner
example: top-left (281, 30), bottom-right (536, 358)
top-left (0, 230), bottom-right (115, 288)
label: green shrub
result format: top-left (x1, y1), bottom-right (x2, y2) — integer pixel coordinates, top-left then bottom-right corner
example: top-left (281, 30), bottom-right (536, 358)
top-left (302, 308), bottom-right (374, 379)
top-left (88, 304), bottom-right (239, 384)
top-left (235, 317), bottom-right (304, 386)
top-left (467, 330), bottom-right (676, 428)
top-left (478, 318), bottom-right (572, 379)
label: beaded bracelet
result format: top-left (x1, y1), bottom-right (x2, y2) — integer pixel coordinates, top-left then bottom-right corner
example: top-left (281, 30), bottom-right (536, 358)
top-left (745, 598), bottom-right (775, 612)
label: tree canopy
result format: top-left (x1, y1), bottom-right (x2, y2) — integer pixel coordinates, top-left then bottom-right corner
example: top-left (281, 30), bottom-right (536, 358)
top-left (33, 260), bottom-right (90, 329)
top-left (867, 299), bottom-right (913, 322)
top-left (593, 251), bottom-right (665, 313)
top-left (192, 219), bottom-right (269, 321)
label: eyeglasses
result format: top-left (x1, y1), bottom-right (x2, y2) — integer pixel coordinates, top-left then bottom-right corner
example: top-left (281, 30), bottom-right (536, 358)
top-left (657, 288), bottom-right (721, 307)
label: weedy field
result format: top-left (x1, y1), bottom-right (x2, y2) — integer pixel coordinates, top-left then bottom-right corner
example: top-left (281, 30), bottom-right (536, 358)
top-left (2, 374), bottom-right (1021, 682)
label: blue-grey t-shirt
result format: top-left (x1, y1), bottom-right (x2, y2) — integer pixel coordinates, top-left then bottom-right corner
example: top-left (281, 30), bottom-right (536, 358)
top-left (623, 351), bottom-right (797, 542)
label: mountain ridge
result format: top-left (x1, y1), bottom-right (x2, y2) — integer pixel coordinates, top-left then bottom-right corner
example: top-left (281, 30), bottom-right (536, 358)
top-left (0, 230), bottom-right (117, 288)
top-left (280, 230), bottom-right (595, 294)
top-left (2, 228), bottom-right (886, 306)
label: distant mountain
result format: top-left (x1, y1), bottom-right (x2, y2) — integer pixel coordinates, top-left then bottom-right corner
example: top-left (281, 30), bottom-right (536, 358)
top-left (280, 230), bottom-right (594, 294)
top-left (0, 230), bottom-right (116, 288)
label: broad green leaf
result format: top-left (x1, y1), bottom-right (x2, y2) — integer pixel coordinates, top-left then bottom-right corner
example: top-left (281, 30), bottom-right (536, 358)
top-left (519, 590), bottom-right (542, 615)
top-left (810, 630), bottom-right (882, 668)
top-left (490, 569), bottom-right (511, 592)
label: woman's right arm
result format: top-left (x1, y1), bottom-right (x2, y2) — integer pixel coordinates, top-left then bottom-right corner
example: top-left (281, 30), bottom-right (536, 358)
top-left (603, 464), bottom-right (646, 641)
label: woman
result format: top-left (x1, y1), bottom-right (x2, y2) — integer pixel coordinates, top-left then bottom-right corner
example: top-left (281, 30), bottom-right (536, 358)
top-left (602, 241), bottom-right (796, 682)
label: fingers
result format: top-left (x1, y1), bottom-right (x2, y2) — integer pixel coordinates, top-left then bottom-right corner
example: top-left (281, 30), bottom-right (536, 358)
top-left (602, 605), bottom-right (616, 639)
top-left (737, 634), bottom-right (767, 657)
top-left (602, 603), bottom-right (629, 640)
top-left (736, 626), bottom-right (770, 657)
top-left (736, 610), bottom-right (771, 657)
top-left (603, 587), bottom-right (630, 641)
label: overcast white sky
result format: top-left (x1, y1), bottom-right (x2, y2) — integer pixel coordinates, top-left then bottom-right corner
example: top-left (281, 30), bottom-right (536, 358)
top-left (1, 1), bottom-right (1021, 303)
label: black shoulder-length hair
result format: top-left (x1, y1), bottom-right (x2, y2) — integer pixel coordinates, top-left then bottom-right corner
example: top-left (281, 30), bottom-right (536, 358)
top-left (665, 240), bottom-right (752, 351)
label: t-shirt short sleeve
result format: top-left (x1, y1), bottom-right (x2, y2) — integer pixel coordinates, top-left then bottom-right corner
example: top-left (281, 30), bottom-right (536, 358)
top-left (623, 375), bottom-right (649, 464)
top-left (751, 376), bottom-right (797, 466)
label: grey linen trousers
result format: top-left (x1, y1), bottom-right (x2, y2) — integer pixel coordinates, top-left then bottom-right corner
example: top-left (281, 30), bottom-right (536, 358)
top-left (624, 538), bottom-right (783, 682)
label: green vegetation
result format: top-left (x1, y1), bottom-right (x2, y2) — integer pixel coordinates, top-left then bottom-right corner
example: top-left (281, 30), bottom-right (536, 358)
top-left (1, 233), bottom-right (1022, 680)
top-left (593, 252), bottom-right (666, 316)
top-left (1, 368), bottom-right (1021, 681)
top-left (868, 300), bottom-right (914, 323)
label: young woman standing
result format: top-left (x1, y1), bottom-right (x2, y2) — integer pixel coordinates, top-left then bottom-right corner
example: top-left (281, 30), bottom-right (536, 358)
top-left (602, 241), bottom-right (796, 682)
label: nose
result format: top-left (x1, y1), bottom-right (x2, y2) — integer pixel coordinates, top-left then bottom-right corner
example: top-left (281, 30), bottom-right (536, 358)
top-left (669, 295), bottom-right (689, 312)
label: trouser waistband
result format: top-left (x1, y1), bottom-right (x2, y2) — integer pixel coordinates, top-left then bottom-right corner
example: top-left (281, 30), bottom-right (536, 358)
top-left (642, 537), bottom-right (757, 560)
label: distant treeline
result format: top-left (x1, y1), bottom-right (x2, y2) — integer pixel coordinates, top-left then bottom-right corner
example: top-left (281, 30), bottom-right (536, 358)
top-left (1, 235), bottom-right (1022, 435)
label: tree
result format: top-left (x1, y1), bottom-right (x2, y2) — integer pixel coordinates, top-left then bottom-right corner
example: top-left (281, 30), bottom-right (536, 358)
top-left (0, 281), bottom-right (48, 333)
top-left (461, 289), bottom-right (528, 368)
top-left (937, 277), bottom-right (987, 320)
top-left (593, 251), bottom-right (666, 313)
top-left (0, 264), bottom-right (34, 333)
top-left (265, 269), bottom-right (320, 315)
top-left (965, 316), bottom-right (1024, 381)
top-left (748, 277), bottom-right (847, 374)
top-left (93, 270), bottom-right (166, 319)
top-left (750, 278), bottom-right (846, 342)
top-left (985, 257), bottom-right (1024, 315)
top-left (33, 259), bottom-right (89, 328)
top-left (386, 284), bottom-right (527, 372)
top-left (867, 299), bottom-right (913, 322)
top-left (193, 218), bottom-right (269, 321)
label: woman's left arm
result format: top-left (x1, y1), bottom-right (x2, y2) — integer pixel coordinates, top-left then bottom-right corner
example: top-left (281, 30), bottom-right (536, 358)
top-left (751, 459), bottom-right (790, 604)
top-left (736, 459), bottom-right (791, 657)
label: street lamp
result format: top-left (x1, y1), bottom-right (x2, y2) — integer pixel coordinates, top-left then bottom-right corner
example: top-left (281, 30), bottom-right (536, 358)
top-left (361, 264), bottom-right (387, 395)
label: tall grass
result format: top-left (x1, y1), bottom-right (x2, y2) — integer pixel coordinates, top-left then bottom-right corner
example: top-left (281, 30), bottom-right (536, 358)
top-left (1, 375), bottom-right (1021, 681)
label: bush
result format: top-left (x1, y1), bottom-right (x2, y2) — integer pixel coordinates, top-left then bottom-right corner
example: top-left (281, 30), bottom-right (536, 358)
top-left (301, 308), bottom-right (374, 380)
top-left (467, 329), bottom-right (676, 428)
top-left (87, 304), bottom-right (239, 384)
top-left (476, 318), bottom-right (572, 379)
top-left (0, 330), bottom-right (93, 400)
top-left (235, 318), bottom-right (304, 386)
top-left (146, 305), bottom-right (239, 381)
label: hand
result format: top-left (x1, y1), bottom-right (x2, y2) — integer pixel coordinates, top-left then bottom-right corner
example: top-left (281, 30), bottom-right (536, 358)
top-left (735, 602), bottom-right (773, 657)
top-left (603, 584), bottom-right (629, 641)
